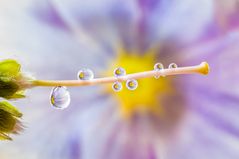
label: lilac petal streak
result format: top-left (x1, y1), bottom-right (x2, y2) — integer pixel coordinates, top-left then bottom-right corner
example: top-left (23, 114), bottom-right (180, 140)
top-left (167, 31), bottom-right (239, 158)
top-left (33, 0), bottom-right (69, 31)
top-left (149, 0), bottom-right (214, 44)
top-left (168, 87), bottom-right (239, 159)
top-left (182, 31), bottom-right (239, 96)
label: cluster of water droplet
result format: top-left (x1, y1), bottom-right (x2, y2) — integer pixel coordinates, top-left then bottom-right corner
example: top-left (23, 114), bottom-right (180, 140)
top-left (50, 63), bottom-right (180, 109)
top-left (50, 68), bottom-right (95, 109)
top-left (153, 63), bottom-right (178, 79)
top-left (112, 67), bottom-right (138, 92)
top-left (112, 67), bottom-right (124, 92)
top-left (49, 63), bottom-right (179, 109)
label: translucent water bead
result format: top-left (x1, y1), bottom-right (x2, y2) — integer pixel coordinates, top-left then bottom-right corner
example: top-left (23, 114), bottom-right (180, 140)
top-left (126, 79), bottom-right (138, 90)
top-left (112, 81), bottom-right (122, 92)
top-left (168, 63), bottom-right (178, 69)
top-left (114, 67), bottom-right (126, 77)
top-left (78, 68), bottom-right (94, 80)
top-left (50, 86), bottom-right (71, 109)
top-left (154, 63), bottom-right (164, 79)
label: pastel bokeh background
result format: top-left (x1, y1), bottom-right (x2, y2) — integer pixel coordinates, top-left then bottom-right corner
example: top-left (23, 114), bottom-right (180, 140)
top-left (0, 0), bottom-right (239, 159)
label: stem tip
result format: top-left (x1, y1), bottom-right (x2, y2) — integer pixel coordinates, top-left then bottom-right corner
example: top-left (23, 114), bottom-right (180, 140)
top-left (199, 62), bottom-right (210, 75)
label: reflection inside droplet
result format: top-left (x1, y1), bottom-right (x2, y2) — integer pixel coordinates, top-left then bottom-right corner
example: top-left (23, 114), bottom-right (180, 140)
top-left (112, 81), bottom-right (122, 92)
top-left (126, 79), bottom-right (138, 90)
top-left (154, 63), bottom-right (164, 79)
top-left (50, 86), bottom-right (71, 109)
top-left (114, 67), bottom-right (126, 77)
top-left (168, 63), bottom-right (178, 69)
top-left (77, 68), bottom-right (94, 80)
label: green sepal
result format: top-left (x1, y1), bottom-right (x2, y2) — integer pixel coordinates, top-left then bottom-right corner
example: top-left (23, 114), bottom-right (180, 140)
top-left (0, 101), bottom-right (23, 140)
top-left (0, 59), bottom-right (28, 99)
top-left (0, 132), bottom-right (12, 140)
top-left (0, 59), bottom-right (25, 140)
top-left (0, 77), bottom-right (20, 99)
top-left (4, 91), bottom-right (26, 100)
top-left (0, 101), bottom-right (23, 118)
top-left (0, 59), bottom-right (20, 77)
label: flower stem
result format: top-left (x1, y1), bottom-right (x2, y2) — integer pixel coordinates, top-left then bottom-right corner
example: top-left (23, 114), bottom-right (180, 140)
top-left (31, 62), bottom-right (209, 87)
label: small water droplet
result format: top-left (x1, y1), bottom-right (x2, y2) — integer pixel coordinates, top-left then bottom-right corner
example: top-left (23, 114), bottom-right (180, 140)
top-left (114, 67), bottom-right (126, 77)
top-left (50, 86), bottom-right (71, 109)
top-left (126, 79), bottom-right (138, 90)
top-left (168, 63), bottom-right (178, 69)
top-left (154, 63), bottom-right (164, 79)
top-left (77, 68), bottom-right (94, 80)
top-left (112, 81), bottom-right (122, 92)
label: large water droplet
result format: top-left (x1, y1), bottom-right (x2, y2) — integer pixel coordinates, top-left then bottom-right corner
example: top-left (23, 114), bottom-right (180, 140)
top-left (50, 86), bottom-right (71, 109)
top-left (154, 63), bottom-right (164, 79)
top-left (114, 67), bottom-right (126, 77)
top-left (126, 79), bottom-right (138, 90)
top-left (168, 63), bottom-right (178, 69)
top-left (77, 68), bottom-right (94, 80)
top-left (112, 81), bottom-right (122, 92)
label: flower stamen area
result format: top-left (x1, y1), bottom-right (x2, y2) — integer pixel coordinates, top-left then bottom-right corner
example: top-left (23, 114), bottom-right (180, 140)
top-left (104, 48), bottom-right (209, 118)
top-left (106, 49), bottom-right (173, 118)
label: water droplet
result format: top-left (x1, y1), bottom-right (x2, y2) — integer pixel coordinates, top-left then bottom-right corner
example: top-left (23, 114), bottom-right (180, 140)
top-left (126, 79), bottom-right (138, 90)
top-left (77, 68), bottom-right (94, 80)
top-left (114, 67), bottom-right (126, 77)
top-left (168, 63), bottom-right (178, 69)
top-left (50, 86), bottom-right (71, 109)
top-left (112, 81), bottom-right (122, 92)
top-left (154, 63), bottom-right (164, 79)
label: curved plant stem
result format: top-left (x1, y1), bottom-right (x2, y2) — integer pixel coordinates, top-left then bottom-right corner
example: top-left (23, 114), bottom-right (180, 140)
top-left (32, 62), bottom-right (209, 87)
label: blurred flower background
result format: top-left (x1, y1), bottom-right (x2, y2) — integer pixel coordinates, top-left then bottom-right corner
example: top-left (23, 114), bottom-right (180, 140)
top-left (0, 0), bottom-right (239, 159)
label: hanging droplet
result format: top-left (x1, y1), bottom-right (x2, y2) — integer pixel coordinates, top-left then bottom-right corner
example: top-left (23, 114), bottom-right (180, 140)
top-left (114, 67), bottom-right (126, 77)
top-left (126, 79), bottom-right (138, 90)
top-left (154, 63), bottom-right (164, 79)
top-left (77, 68), bottom-right (94, 80)
top-left (168, 63), bottom-right (178, 69)
top-left (112, 81), bottom-right (122, 92)
top-left (50, 86), bottom-right (71, 109)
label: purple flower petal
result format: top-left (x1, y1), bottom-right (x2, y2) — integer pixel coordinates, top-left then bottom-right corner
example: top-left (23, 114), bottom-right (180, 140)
top-left (167, 85), bottom-right (239, 159)
top-left (180, 31), bottom-right (239, 97)
top-left (167, 33), bottom-right (239, 157)
top-left (32, 0), bottom-right (69, 31)
top-left (148, 0), bottom-right (214, 44)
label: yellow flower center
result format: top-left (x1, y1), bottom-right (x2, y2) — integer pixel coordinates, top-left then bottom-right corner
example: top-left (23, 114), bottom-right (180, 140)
top-left (105, 48), bottom-right (174, 118)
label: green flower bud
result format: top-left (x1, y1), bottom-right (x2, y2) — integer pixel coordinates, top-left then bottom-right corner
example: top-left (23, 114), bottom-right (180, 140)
top-left (0, 59), bottom-right (32, 99)
top-left (0, 59), bottom-right (31, 140)
top-left (0, 101), bottom-right (23, 140)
